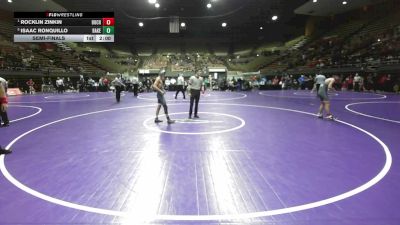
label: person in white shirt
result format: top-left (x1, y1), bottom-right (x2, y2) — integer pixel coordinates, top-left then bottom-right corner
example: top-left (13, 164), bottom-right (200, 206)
top-left (353, 73), bottom-right (362, 92)
top-left (165, 77), bottom-right (171, 91)
top-left (188, 69), bottom-right (205, 119)
top-left (56, 77), bottom-right (64, 94)
top-left (175, 74), bottom-right (185, 99)
top-left (111, 75), bottom-right (125, 102)
top-left (170, 77), bottom-right (176, 85)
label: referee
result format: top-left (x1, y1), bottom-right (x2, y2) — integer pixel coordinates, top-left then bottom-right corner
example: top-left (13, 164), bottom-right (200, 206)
top-left (188, 69), bottom-right (204, 119)
top-left (111, 75), bottom-right (125, 102)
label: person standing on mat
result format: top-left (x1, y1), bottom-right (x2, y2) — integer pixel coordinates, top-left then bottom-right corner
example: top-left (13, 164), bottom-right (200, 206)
top-left (175, 73), bottom-right (185, 99)
top-left (0, 86), bottom-right (11, 155)
top-left (111, 75), bottom-right (125, 103)
top-left (313, 74), bottom-right (336, 120)
top-left (132, 76), bottom-right (139, 97)
top-left (0, 77), bottom-right (7, 94)
top-left (0, 79), bottom-right (10, 128)
top-left (152, 69), bottom-right (174, 124)
top-left (188, 69), bottom-right (205, 119)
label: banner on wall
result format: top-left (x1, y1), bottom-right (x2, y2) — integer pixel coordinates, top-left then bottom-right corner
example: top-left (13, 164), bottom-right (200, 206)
top-left (7, 88), bottom-right (23, 96)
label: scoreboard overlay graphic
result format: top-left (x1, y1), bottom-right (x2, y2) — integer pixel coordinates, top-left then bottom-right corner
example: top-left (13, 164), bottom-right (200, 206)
top-left (13, 12), bottom-right (114, 42)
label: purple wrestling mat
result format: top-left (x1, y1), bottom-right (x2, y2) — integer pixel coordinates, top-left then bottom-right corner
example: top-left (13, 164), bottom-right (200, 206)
top-left (0, 90), bottom-right (399, 225)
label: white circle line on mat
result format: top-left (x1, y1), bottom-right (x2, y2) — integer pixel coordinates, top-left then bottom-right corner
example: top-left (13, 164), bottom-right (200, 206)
top-left (143, 111), bottom-right (245, 135)
top-left (259, 91), bottom-right (387, 100)
top-left (9, 105), bottom-right (43, 123)
top-left (138, 92), bottom-right (247, 102)
top-left (0, 103), bottom-right (392, 222)
top-left (345, 101), bottom-right (400, 124)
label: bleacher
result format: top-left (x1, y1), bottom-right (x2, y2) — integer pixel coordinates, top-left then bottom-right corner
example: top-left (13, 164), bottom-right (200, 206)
top-left (0, 21), bottom-right (13, 38)
top-left (324, 19), bottom-right (366, 39)
top-left (348, 11), bottom-right (400, 51)
top-left (142, 55), bottom-right (168, 69)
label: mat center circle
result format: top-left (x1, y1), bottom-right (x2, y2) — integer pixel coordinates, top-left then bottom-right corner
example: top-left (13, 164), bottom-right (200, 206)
top-left (143, 111), bottom-right (245, 135)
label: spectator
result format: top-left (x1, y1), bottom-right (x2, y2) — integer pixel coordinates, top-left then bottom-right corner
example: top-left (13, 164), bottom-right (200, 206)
top-left (26, 78), bottom-right (35, 94)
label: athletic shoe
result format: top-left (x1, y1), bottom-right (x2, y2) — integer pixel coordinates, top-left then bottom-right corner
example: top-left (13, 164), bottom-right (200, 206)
top-left (167, 119), bottom-right (175, 124)
top-left (1, 123), bottom-right (9, 127)
top-left (154, 118), bottom-right (163, 123)
top-left (188, 115), bottom-right (192, 119)
top-left (317, 113), bottom-right (323, 119)
top-left (194, 115), bottom-right (200, 119)
top-left (326, 114), bottom-right (335, 120)
top-left (0, 147), bottom-right (11, 155)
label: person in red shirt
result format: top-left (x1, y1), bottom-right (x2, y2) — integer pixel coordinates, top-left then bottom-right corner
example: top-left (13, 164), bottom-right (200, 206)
top-left (347, 75), bottom-right (353, 91)
top-left (342, 77), bottom-right (349, 91)
top-left (0, 79), bottom-right (12, 154)
top-left (0, 79), bottom-right (9, 127)
top-left (26, 78), bottom-right (35, 94)
top-left (378, 74), bottom-right (387, 92)
top-left (103, 77), bottom-right (109, 91)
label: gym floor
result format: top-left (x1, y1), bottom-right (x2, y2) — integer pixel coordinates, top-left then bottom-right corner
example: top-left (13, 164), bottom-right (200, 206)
top-left (0, 90), bottom-right (399, 225)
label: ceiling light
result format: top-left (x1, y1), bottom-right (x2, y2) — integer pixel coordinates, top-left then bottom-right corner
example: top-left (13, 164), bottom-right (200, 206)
top-left (138, 22), bottom-right (144, 27)
top-left (221, 22), bottom-right (227, 27)
top-left (260, 26), bottom-right (263, 30)
top-left (180, 22), bottom-right (186, 27)
top-left (313, 0), bottom-right (317, 2)
top-left (272, 15), bottom-right (278, 21)
top-left (342, 1), bottom-right (347, 5)
top-left (155, 3), bottom-right (160, 8)
top-left (148, 0), bottom-right (156, 4)
top-left (207, 3), bottom-right (212, 8)
top-left (7, 0), bottom-right (12, 3)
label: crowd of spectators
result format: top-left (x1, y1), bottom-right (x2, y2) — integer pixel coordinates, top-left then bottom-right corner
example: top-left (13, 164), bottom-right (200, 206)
top-left (252, 72), bottom-right (400, 93)
top-left (142, 55), bottom-right (168, 69)
top-left (169, 54), bottom-right (224, 72)
top-left (261, 22), bottom-right (400, 72)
